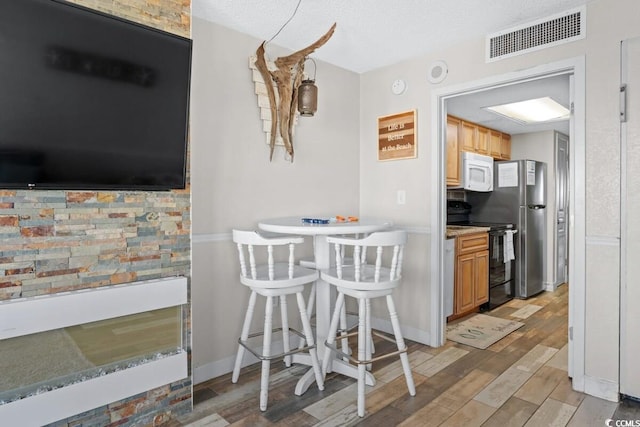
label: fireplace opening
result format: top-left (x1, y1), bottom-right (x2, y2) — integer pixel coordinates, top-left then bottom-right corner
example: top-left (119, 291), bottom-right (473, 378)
top-left (0, 306), bottom-right (182, 405)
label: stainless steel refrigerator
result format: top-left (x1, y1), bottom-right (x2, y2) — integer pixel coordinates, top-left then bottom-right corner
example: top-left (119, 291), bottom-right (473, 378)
top-left (467, 160), bottom-right (546, 299)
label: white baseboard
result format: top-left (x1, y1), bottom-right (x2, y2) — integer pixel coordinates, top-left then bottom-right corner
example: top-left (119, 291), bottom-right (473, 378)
top-left (193, 318), bottom-right (431, 385)
top-left (369, 316), bottom-right (431, 345)
top-left (193, 354), bottom-right (246, 385)
top-left (545, 281), bottom-right (569, 292)
top-left (545, 281), bottom-right (558, 292)
top-left (193, 338), bottom-right (290, 385)
top-left (584, 375), bottom-right (619, 402)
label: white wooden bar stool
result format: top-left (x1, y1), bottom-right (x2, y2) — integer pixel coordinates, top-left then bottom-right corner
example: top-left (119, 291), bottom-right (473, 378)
top-left (231, 230), bottom-right (324, 411)
top-left (320, 230), bottom-right (416, 417)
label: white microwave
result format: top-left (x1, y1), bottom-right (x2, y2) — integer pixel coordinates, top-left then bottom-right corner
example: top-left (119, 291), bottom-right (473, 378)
top-left (456, 152), bottom-right (494, 192)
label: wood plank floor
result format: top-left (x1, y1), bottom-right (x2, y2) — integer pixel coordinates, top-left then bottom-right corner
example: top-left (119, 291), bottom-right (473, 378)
top-left (172, 285), bottom-right (640, 426)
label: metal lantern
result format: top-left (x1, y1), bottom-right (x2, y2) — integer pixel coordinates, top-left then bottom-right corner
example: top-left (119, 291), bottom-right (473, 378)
top-left (298, 58), bottom-right (318, 117)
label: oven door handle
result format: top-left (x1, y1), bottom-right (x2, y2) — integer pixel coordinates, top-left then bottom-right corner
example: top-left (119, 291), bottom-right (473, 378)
top-left (489, 229), bottom-right (518, 237)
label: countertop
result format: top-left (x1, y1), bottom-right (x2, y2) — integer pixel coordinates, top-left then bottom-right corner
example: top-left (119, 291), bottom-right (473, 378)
top-left (446, 225), bottom-right (490, 238)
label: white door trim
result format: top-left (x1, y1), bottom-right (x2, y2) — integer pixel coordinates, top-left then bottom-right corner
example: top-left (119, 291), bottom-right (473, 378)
top-left (620, 38), bottom-right (629, 398)
top-left (620, 37), bottom-right (640, 399)
top-left (429, 56), bottom-right (586, 391)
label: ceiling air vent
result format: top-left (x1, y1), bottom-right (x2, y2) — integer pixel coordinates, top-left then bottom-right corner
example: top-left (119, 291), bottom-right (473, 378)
top-left (486, 7), bottom-right (585, 62)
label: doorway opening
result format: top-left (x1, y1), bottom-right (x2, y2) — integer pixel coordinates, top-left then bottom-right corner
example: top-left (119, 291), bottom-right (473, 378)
top-left (429, 57), bottom-right (586, 391)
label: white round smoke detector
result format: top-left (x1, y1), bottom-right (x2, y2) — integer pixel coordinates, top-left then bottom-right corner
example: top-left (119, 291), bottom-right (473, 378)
top-left (391, 79), bottom-right (407, 95)
top-left (427, 60), bottom-right (448, 84)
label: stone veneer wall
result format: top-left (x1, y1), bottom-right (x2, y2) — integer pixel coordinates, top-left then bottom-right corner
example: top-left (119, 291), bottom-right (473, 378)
top-left (0, 1), bottom-right (193, 426)
top-left (0, 191), bottom-right (191, 298)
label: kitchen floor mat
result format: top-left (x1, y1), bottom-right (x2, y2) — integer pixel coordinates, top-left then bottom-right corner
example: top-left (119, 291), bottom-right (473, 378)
top-left (446, 313), bottom-right (524, 349)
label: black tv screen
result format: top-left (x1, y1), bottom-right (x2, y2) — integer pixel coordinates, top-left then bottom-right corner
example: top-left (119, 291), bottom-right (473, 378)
top-left (0, 0), bottom-right (192, 190)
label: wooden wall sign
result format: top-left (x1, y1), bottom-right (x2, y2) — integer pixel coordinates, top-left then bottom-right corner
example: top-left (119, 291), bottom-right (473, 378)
top-left (377, 110), bottom-right (417, 161)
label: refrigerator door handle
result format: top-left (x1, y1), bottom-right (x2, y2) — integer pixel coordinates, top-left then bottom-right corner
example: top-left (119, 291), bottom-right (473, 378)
top-left (518, 206), bottom-right (526, 298)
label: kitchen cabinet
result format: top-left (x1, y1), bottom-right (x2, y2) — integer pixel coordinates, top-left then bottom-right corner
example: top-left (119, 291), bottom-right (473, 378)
top-left (444, 116), bottom-right (514, 186)
top-left (460, 121), bottom-right (489, 155)
top-left (446, 115), bottom-right (511, 187)
top-left (453, 232), bottom-right (489, 316)
top-left (489, 130), bottom-right (502, 158)
top-left (500, 133), bottom-right (511, 160)
top-left (489, 129), bottom-right (511, 160)
top-left (460, 121), bottom-right (476, 152)
top-left (446, 116), bottom-right (461, 186)
top-left (475, 126), bottom-right (490, 155)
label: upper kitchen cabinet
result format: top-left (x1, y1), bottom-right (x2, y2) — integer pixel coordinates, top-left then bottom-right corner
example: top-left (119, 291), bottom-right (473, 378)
top-left (460, 121), bottom-right (476, 152)
top-left (475, 126), bottom-right (490, 155)
top-left (446, 116), bottom-right (461, 186)
top-left (501, 133), bottom-right (511, 160)
top-left (460, 120), bottom-right (489, 155)
top-left (490, 130), bottom-right (502, 158)
top-left (446, 115), bottom-right (511, 187)
top-left (492, 130), bottom-right (511, 160)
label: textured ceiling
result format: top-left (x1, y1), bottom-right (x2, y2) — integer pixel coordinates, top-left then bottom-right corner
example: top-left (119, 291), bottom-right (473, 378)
top-left (193, 0), bottom-right (593, 73)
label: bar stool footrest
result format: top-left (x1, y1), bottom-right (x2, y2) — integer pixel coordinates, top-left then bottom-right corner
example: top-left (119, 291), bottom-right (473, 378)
top-left (239, 327), bottom-right (315, 361)
top-left (324, 330), bottom-right (407, 365)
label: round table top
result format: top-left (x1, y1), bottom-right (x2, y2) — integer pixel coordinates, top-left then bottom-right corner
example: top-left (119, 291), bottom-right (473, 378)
top-left (258, 216), bottom-right (393, 236)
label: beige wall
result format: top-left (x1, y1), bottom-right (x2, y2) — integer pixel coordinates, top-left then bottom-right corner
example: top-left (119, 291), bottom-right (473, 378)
top-left (190, 18), bottom-right (361, 380)
top-left (359, 0), bottom-right (639, 399)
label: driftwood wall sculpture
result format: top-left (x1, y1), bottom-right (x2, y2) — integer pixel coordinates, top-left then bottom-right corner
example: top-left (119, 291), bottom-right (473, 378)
top-left (253, 23), bottom-right (336, 161)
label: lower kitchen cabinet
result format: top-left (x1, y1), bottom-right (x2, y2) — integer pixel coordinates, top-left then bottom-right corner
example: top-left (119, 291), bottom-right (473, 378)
top-left (453, 232), bottom-right (489, 316)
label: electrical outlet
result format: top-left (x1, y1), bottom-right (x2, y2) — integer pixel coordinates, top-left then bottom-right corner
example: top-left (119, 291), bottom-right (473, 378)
top-left (397, 190), bottom-right (406, 205)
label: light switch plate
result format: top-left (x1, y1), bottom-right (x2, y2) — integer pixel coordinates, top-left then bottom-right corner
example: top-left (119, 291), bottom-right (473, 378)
top-left (397, 190), bottom-right (406, 205)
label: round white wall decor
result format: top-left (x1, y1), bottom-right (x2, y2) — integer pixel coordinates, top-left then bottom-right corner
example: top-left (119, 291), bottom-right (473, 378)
top-left (427, 60), bottom-right (448, 84)
top-left (391, 79), bottom-right (407, 95)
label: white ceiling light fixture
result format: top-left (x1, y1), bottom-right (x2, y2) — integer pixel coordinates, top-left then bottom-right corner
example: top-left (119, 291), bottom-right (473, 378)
top-left (484, 96), bottom-right (570, 124)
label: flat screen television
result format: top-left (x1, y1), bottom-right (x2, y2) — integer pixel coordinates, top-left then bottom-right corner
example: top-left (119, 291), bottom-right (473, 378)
top-left (0, 0), bottom-right (192, 190)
